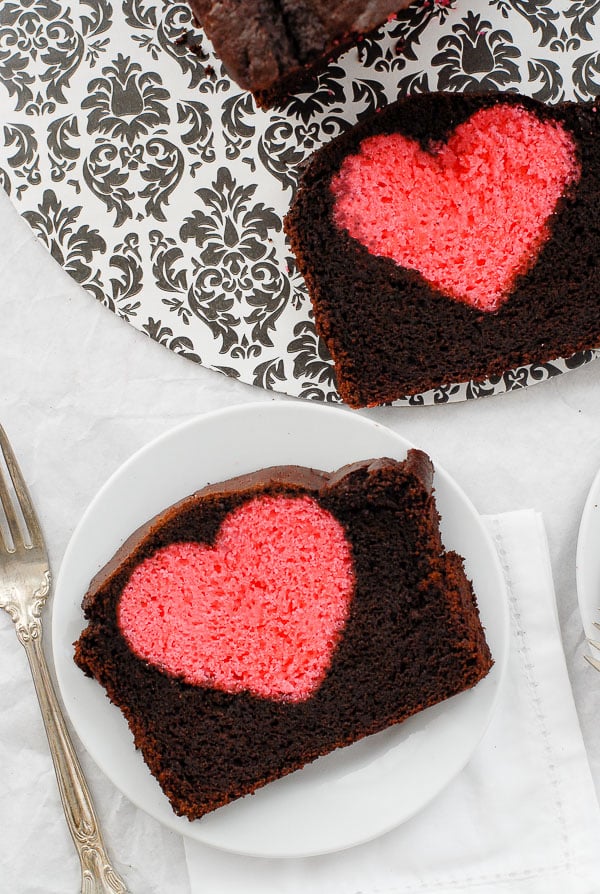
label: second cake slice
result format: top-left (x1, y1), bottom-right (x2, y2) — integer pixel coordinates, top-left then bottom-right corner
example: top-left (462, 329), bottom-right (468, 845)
top-left (285, 91), bottom-right (600, 407)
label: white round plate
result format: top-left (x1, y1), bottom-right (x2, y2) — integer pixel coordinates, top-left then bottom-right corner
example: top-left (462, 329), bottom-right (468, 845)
top-left (576, 467), bottom-right (600, 649)
top-left (52, 401), bottom-right (509, 858)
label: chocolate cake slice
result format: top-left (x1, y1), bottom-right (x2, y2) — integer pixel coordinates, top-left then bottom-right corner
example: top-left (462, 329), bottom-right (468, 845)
top-left (187, 0), bottom-right (416, 109)
top-left (74, 452), bottom-right (492, 821)
top-left (284, 91), bottom-right (600, 408)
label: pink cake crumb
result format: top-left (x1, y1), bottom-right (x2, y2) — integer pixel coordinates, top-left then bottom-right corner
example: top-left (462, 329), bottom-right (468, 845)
top-left (330, 105), bottom-right (580, 311)
top-left (118, 495), bottom-right (355, 701)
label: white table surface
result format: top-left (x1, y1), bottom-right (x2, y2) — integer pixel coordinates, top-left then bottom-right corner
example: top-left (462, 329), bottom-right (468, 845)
top-left (0, 184), bottom-right (599, 889)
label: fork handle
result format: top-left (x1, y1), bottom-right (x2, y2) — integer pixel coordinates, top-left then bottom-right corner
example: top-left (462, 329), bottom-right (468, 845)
top-left (19, 629), bottom-right (128, 894)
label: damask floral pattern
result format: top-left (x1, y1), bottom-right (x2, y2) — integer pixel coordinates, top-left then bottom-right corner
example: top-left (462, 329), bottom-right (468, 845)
top-left (0, 0), bottom-right (599, 406)
top-left (0, 0), bottom-right (111, 113)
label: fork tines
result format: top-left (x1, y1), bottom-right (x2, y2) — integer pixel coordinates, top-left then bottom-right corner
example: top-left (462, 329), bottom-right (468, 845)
top-left (0, 424), bottom-right (44, 553)
top-left (585, 653), bottom-right (600, 671)
top-left (586, 620), bottom-right (600, 671)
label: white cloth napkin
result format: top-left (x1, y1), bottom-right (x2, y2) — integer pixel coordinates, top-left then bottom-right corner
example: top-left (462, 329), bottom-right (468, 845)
top-left (184, 510), bottom-right (600, 894)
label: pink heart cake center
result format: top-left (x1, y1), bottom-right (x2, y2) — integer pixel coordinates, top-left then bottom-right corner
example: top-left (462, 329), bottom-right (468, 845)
top-left (118, 495), bottom-right (355, 701)
top-left (330, 105), bottom-right (580, 312)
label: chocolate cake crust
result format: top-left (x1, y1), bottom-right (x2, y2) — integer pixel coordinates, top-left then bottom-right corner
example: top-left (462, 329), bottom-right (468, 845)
top-left (188, 0), bottom-right (415, 108)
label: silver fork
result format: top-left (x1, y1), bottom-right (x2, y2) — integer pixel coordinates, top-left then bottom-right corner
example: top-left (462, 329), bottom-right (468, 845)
top-left (585, 620), bottom-right (600, 671)
top-left (0, 426), bottom-right (128, 893)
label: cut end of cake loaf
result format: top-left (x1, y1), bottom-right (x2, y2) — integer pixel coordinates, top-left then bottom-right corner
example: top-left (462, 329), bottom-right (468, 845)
top-left (74, 453), bottom-right (492, 821)
top-left (187, 0), bottom-right (417, 109)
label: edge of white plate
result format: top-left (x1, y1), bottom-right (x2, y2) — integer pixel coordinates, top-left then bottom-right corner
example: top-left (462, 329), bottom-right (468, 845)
top-left (576, 465), bottom-right (600, 646)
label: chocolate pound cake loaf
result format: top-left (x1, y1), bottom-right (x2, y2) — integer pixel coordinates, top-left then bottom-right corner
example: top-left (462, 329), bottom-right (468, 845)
top-left (285, 91), bottom-right (600, 408)
top-left (74, 452), bottom-right (492, 821)
top-left (187, 0), bottom-right (416, 108)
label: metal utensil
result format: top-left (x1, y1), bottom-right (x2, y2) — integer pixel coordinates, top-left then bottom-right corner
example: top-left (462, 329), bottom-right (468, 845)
top-left (585, 620), bottom-right (600, 671)
top-left (0, 425), bottom-right (128, 893)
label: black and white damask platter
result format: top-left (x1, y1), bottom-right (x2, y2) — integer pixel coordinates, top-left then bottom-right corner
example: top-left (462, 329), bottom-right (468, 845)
top-left (1, 0), bottom-right (599, 406)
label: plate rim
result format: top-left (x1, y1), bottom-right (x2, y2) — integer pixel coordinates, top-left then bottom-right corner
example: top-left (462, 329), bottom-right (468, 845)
top-left (52, 400), bottom-right (509, 857)
top-left (576, 464), bottom-right (600, 645)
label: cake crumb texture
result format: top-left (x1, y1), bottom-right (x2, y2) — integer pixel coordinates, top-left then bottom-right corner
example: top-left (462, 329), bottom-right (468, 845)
top-left (331, 105), bottom-right (580, 312)
top-left (118, 495), bottom-right (354, 701)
